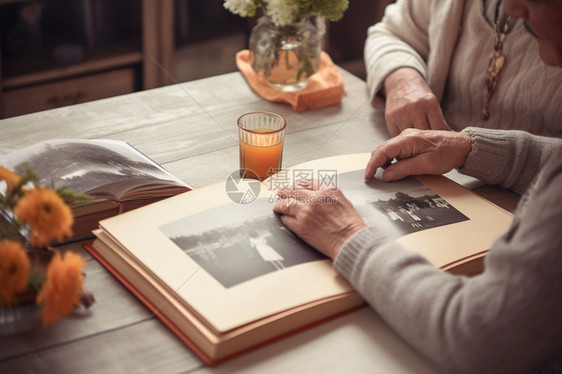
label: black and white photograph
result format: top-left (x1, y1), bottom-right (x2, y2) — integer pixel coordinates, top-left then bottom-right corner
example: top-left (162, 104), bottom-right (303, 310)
top-left (338, 170), bottom-right (469, 238)
top-left (0, 139), bottom-right (184, 195)
top-left (159, 200), bottom-right (326, 288)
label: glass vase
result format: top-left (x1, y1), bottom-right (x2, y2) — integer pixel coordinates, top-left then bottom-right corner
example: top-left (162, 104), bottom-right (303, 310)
top-left (249, 15), bottom-right (325, 92)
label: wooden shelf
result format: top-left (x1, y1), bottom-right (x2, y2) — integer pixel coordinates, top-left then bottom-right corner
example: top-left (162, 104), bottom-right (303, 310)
top-left (0, 0), bottom-right (30, 4)
top-left (2, 67), bottom-right (136, 117)
top-left (2, 41), bottom-right (142, 89)
top-left (0, 0), bottom-right (174, 118)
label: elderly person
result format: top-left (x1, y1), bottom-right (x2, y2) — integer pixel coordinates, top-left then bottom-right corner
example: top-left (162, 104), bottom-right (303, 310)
top-left (365, 0), bottom-right (562, 137)
top-left (274, 0), bottom-right (562, 372)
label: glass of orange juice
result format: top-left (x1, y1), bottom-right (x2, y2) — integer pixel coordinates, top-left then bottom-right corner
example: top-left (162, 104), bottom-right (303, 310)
top-left (238, 112), bottom-right (286, 180)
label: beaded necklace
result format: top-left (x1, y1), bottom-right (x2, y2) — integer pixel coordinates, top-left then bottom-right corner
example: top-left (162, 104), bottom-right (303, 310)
top-left (482, 0), bottom-right (512, 120)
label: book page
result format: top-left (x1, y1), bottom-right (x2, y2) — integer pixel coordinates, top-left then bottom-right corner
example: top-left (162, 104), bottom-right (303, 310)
top-left (399, 175), bottom-right (512, 268)
top-left (0, 139), bottom-right (190, 199)
top-left (278, 154), bottom-right (513, 268)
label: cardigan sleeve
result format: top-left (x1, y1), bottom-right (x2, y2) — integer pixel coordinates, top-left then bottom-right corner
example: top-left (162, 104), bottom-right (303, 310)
top-left (334, 152), bottom-right (562, 373)
top-left (460, 127), bottom-right (562, 194)
top-left (364, 0), bottom-right (465, 110)
top-left (364, 0), bottom-right (431, 109)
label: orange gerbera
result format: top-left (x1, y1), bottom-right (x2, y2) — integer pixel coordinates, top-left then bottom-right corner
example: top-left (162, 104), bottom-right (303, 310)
top-left (0, 240), bottom-right (30, 306)
top-left (0, 166), bottom-right (21, 194)
top-left (14, 186), bottom-right (73, 247)
top-left (36, 251), bottom-right (86, 326)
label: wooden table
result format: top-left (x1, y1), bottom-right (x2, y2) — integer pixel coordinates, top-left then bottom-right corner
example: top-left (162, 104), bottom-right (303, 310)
top-left (0, 69), bottom-right (517, 373)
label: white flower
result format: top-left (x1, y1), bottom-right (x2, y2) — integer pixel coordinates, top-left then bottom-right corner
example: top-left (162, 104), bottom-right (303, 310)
top-left (264, 0), bottom-right (300, 26)
top-left (223, 0), bottom-right (258, 17)
top-left (224, 0), bottom-right (349, 24)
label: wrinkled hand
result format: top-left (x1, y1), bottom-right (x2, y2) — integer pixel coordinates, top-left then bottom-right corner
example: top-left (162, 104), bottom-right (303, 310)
top-left (384, 68), bottom-right (450, 137)
top-left (273, 182), bottom-right (367, 260)
top-left (365, 128), bottom-right (472, 181)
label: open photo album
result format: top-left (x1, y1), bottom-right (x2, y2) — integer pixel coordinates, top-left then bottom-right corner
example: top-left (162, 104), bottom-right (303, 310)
top-left (84, 153), bottom-right (514, 364)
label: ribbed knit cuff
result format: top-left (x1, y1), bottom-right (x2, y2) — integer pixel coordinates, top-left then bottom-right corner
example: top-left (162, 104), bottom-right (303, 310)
top-left (460, 127), bottom-right (513, 185)
top-left (334, 227), bottom-right (389, 280)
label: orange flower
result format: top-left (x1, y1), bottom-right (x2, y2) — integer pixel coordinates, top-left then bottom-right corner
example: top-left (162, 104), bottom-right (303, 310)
top-left (0, 240), bottom-right (30, 306)
top-left (0, 166), bottom-right (21, 194)
top-left (14, 187), bottom-right (73, 247)
top-left (36, 251), bottom-right (86, 326)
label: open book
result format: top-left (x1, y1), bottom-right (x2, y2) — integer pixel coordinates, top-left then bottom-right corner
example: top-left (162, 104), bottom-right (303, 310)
top-left (0, 139), bottom-right (191, 241)
top-left (85, 153), bottom-right (513, 364)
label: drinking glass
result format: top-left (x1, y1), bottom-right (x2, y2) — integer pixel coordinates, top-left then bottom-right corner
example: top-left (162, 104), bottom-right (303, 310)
top-left (237, 112), bottom-right (286, 180)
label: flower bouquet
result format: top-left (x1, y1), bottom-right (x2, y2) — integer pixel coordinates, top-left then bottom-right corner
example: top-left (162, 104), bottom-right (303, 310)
top-left (224, 0), bottom-right (349, 91)
top-left (1, 165), bottom-right (94, 332)
top-left (224, 0), bottom-right (349, 27)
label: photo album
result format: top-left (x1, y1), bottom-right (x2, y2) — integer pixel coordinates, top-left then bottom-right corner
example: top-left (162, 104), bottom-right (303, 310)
top-left (84, 153), bottom-right (514, 364)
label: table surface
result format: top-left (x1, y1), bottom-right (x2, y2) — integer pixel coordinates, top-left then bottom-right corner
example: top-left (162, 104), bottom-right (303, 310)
top-left (0, 69), bottom-right (519, 374)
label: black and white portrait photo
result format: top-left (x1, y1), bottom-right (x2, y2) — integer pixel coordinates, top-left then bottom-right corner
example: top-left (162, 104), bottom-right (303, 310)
top-left (159, 200), bottom-right (326, 289)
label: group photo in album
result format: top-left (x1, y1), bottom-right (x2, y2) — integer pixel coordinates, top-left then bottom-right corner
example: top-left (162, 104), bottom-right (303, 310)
top-left (339, 170), bottom-right (470, 238)
top-left (159, 169), bottom-right (470, 288)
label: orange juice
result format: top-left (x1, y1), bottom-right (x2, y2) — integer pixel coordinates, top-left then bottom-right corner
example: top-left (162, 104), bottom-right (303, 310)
top-left (240, 129), bottom-right (283, 180)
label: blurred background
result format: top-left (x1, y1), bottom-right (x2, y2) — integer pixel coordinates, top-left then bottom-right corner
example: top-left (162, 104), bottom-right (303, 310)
top-left (0, 0), bottom-right (392, 119)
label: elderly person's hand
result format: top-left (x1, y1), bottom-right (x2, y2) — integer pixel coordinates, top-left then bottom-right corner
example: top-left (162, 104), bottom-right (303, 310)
top-left (273, 183), bottom-right (367, 260)
top-left (273, 129), bottom-right (471, 258)
top-left (365, 128), bottom-right (472, 181)
top-left (383, 68), bottom-right (450, 137)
